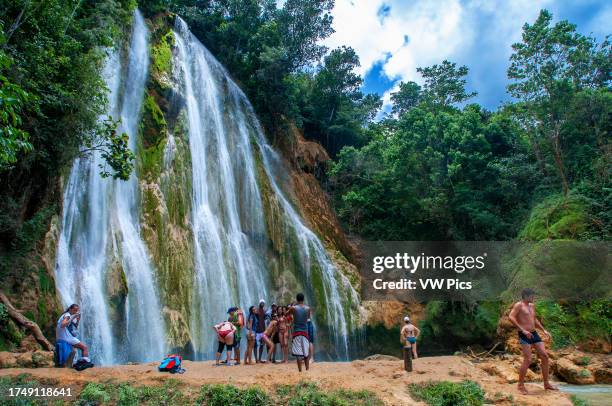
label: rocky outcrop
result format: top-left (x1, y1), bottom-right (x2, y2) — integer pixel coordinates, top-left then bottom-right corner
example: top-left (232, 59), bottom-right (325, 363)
top-left (0, 351), bottom-right (53, 368)
top-left (137, 15), bottom-right (195, 352)
top-left (554, 357), bottom-right (595, 384)
top-left (551, 351), bottom-right (612, 385)
top-left (478, 355), bottom-right (539, 383)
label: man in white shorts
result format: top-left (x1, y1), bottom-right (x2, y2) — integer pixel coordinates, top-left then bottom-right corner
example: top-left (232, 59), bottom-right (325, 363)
top-left (57, 304), bottom-right (90, 363)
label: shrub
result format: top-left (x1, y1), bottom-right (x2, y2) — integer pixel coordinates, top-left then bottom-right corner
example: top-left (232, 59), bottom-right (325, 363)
top-left (78, 382), bottom-right (111, 405)
top-left (408, 380), bottom-right (485, 406)
top-left (197, 384), bottom-right (271, 406)
top-left (276, 381), bottom-right (383, 406)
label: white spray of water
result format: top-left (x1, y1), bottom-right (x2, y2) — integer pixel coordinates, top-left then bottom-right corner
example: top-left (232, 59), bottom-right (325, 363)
top-left (173, 18), bottom-right (356, 359)
top-left (55, 11), bottom-right (165, 364)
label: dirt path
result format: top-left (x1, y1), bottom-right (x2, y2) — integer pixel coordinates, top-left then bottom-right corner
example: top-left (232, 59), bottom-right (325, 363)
top-left (0, 356), bottom-right (572, 405)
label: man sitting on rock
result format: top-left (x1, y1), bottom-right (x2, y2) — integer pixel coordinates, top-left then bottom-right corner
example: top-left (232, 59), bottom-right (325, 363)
top-left (508, 288), bottom-right (558, 394)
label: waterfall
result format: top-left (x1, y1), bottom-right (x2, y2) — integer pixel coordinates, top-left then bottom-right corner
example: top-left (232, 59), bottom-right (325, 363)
top-left (173, 18), bottom-right (357, 359)
top-left (173, 19), bottom-right (270, 356)
top-left (55, 11), bottom-right (165, 364)
top-left (56, 10), bottom-right (359, 364)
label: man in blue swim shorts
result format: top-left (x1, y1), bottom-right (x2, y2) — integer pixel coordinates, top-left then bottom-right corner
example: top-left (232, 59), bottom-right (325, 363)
top-left (509, 288), bottom-right (559, 395)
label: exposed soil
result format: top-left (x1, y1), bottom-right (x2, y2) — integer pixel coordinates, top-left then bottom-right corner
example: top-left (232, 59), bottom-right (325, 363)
top-left (0, 356), bottom-right (573, 405)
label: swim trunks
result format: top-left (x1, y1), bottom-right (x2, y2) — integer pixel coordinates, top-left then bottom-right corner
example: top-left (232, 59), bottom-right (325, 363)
top-left (518, 330), bottom-right (542, 345)
top-left (407, 337), bottom-right (417, 344)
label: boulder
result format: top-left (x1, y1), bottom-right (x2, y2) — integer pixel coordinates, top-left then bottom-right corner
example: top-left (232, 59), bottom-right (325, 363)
top-left (15, 351), bottom-right (35, 368)
top-left (553, 358), bottom-right (595, 384)
top-left (479, 359), bottom-right (538, 383)
top-left (31, 350), bottom-right (54, 368)
top-left (0, 352), bottom-right (18, 368)
top-left (364, 354), bottom-right (401, 361)
top-left (592, 365), bottom-right (612, 384)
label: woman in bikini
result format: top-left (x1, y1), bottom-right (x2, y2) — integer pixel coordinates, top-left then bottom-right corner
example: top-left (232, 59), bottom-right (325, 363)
top-left (213, 320), bottom-right (236, 366)
top-left (261, 315), bottom-right (278, 363)
top-left (277, 307), bottom-right (289, 363)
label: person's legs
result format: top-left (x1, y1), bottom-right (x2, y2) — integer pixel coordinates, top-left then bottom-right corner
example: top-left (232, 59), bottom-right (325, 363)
top-left (412, 341), bottom-right (418, 359)
top-left (234, 337), bottom-right (241, 364)
top-left (224, 333), bottom-right (234, 364)
top-left (245, 335), bottom-right (254, 364)
top-left (263, 336), bottom-right (274, 362)
top-left (296, 357), bottom-right (303, 372)
top-left (74, 342), bottom-right (89, 358)
top-left (257, 335), bottom-right (264, 362)
top-left (518, 344), bottom-right (532, 394)
top-left (534, 342), bottom-right (557, 390)
top-left (216, 341), bottom-right (224, 365)
top-left (280, 333), bottom-right (288, 363)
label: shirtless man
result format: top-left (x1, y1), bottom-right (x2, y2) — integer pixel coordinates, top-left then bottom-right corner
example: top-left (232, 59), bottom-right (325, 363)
top-left (508, 288), bottom-right (558, 394)
top-left (400, 316), bottom-right (420, 359)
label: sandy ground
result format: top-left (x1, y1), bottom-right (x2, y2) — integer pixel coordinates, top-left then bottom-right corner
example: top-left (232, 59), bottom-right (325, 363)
top-left (0, 356), bottom-right (572, 405)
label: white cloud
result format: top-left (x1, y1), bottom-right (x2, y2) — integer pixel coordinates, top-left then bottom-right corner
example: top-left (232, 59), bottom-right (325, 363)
top-left (325, 0), bottom-right (558, 110)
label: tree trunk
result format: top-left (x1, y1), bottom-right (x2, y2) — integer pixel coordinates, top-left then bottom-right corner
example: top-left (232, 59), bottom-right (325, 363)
top-left (550, 126), bottom-right (569, 197)
top-left (0, 292), bottom-right (54, 351)
top-left (403, 345), bottom-right (413, 372)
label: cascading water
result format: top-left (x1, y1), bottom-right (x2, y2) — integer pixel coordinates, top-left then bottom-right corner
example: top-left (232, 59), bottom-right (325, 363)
top-left (173, 18), bottom-right (358, 359)
top-left (55, 11), bottom-right (165, 364)
top-left (56, 10), bottom-right (359, 364)
top-left (55, 51), bottom-right (119, 365)
top-left (173, 20), bottom-right (270, 356)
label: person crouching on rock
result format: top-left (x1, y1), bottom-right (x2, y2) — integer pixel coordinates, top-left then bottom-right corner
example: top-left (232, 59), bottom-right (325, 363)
top-left (56, 304), bottom-right (91, 368)
top-left (213, 320), bottom-right (236, 366)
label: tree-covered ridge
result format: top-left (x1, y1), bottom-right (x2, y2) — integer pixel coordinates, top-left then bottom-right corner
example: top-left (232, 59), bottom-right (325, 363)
top-left (330, 10), bottom-right (610, 242)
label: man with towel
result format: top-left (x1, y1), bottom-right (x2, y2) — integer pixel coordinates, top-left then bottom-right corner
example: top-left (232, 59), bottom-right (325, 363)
top-left (287, 293), bottom-right (311, 372)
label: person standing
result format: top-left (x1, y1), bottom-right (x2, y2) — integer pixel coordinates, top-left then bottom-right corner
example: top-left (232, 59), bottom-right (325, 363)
top-left (307, 318), bottom-right (315, 363)
top-left (508, 288), bottom-right (558, 394)
top-left (287, 293), bottom-right (311, 372)
top-left (255, 299), bottom-right (267, 363)
top-left (277, 307), bottom-right (289, 363)
top-left (228, 307), bottom-right (244, 365)
top-left (244, 306), bottom-right (258, 365)
top-left (400, 316), bottom-right (420, 359)
top-left (56, 304), bottom-right (91, 368)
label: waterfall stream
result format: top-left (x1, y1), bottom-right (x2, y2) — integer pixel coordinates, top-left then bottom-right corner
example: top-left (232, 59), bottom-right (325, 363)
top-left (173, 18), bottom-right (356, 359)
top-left (55, 11), bottom-right (358, 364)
top-left (55, 11), bottom-right (165, 364)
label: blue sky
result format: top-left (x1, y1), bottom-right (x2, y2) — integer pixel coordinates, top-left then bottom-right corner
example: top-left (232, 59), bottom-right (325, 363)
top-left (323, 0), bottom-right (611, 112)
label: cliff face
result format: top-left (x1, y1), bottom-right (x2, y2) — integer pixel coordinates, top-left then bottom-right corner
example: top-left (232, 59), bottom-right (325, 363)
top-left (4, 13), bottom-right (366, 358)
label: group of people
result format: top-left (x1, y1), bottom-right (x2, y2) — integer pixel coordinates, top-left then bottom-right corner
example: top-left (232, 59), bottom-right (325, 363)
top-left (213, 292), bottom-right (314, 372)
top-left (57, 287), bottom-right (560, 392)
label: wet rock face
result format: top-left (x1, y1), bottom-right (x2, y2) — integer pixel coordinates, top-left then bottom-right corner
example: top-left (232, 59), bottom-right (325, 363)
top-left (138, 14), bottom-right (195, 352)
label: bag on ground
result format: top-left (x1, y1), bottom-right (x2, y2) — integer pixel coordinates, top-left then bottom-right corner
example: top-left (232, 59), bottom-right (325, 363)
top-left (158, 354), bottom-right (184, 373)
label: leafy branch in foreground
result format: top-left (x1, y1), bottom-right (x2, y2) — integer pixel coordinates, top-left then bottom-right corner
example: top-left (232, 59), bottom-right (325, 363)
top-left (0, 45), bottom-right (33, 171)
top-left (81, 117), bottom-right (134, 181)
